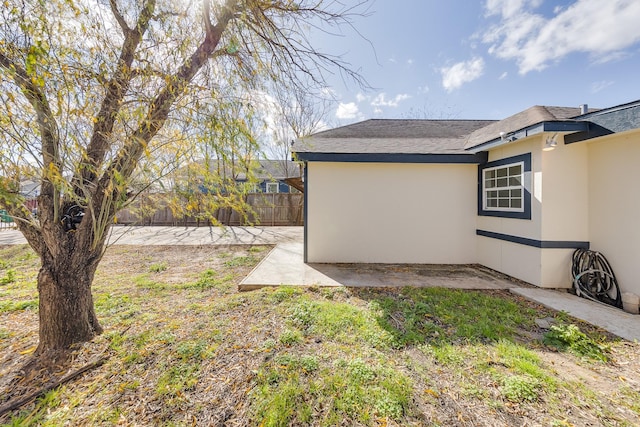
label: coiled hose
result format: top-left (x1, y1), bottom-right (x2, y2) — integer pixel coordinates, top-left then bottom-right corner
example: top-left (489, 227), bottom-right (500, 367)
top-left (571, 248), bottom-right (622, 308)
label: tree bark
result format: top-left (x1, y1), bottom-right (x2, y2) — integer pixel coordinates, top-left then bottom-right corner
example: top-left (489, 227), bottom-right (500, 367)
top-left (35, 246), bottom-right (103, 355)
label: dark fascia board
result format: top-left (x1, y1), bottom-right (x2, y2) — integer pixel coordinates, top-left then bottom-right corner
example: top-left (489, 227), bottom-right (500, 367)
top-left (295, 151), bottom-right (488, 164)
top-left (466, 121), bottom-right (589, 153)
top-left (564, 123), bottom-right (614, 144)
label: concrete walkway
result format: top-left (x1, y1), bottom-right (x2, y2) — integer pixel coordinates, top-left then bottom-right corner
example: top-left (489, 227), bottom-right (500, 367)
top-left (512, 288), bottom-right (640, 342)
top-left (0, 225), bottom-right (303, 246)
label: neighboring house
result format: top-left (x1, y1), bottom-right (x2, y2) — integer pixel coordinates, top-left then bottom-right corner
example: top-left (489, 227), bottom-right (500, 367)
top-left (293, 99), bottom-right (640, 297)
top-left (20, 180), bottom-right (40, 212)
top-left (252, 160), bottom-right (302, 194)
top-left (195, 159), bottom-right (302, 194)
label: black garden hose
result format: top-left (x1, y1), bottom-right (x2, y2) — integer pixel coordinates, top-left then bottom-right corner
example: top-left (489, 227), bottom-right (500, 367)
top-left (571, 248), bottom-right (622, 308)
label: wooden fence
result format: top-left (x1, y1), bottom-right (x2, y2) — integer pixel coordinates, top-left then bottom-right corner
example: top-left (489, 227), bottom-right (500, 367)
top-left (115, 193), bottom-right (304, 226)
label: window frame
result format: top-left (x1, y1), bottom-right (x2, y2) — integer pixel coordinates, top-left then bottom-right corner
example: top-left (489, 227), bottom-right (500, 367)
top-left (478, 153), bottom-right (531, 219)
top-left (266, 182), bottom-right (280, 194)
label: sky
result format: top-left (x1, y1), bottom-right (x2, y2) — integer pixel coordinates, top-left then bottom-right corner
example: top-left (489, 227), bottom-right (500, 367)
top-left (314, 0), bottom-right (640, 126)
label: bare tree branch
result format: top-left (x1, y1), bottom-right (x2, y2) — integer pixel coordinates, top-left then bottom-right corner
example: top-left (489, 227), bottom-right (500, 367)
top-left (77, 0), bottom-right (157, 191)
top-left (108, 0), bottom-right (131, 34)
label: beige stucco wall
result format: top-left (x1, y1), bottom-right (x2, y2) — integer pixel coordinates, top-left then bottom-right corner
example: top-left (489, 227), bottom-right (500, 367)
top-left (306, 162), bottom-right (477, 263)
top-left (477, 135), bottom-right (590, 288)
top-left (587, 130), bottom-right (640, 296)
top-left (540, 139), bottom-right (589, 241)
top-left (476, 138), bottom-right (544, 286)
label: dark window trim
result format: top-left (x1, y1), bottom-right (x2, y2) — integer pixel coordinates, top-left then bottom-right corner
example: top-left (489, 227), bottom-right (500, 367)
top-left (476, 229), bottom-right (589, 249)
top-left (478, 153), bottom-right (531, 219)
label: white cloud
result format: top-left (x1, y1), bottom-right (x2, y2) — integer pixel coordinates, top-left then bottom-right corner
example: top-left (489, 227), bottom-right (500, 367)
top-left (370, 93), bottom-right (411, 108)
top-left (441, 57), bottom-right (485, 92)
top-left (483, 0), bottom-right (640, 74)
top-left (485, 0), bottom-right (543, 18)
top-left (356, 92), bottom-right (368, 103)
top-left (499, 71), bottom-right (508, 80)
top-left (335, 102), bottom-right (360, 120)
top-left (418, 84), bottom-right (430, 94)
top-left (590, 80), bottom-right (614, 93)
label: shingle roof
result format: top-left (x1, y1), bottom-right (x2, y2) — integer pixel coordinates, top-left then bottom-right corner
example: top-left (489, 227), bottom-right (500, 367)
top-left (294, 119), bottom-right (497, 154)
top-left (256, 160), bottom-right (301, 179)
top-left (191, 159), bottom-right (301, 180)
top-left (464, 106), bottom-right (589, 149)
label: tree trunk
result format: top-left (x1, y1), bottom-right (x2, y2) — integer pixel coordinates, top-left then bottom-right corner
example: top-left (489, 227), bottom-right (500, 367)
top-left (35, 249), bottom-right (103, 355)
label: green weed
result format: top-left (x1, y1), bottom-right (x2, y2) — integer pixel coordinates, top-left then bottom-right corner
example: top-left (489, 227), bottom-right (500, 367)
top-left (288, 298), bottom-right (393, 348)
top-left (273, 354), bottom-right (319, 373)
top-left (268, 286), bottom-right (302, 303)
top-left (183, 269), bottom-right (232, 290)
top-left (134, 274), bottom-right (168, 290)
top-left (252, 356), bottom-right (411, 426)
top-left (6, 388), bottom-right (62, 426)
top-left (366, 287), bottom-right (536, 347)
top-left (0, 269), bottom-right (16, 285)
top-left (223, 255), bottom-right (257, 267)
top-left (148, 262), bottom-right (168, 273)
top-left (543, 324), bottom-right (610, 361)
top-left (0, 299), bottom-right (38, 313)
top-left (175, 339), bottom-right (214, 361)
top-left (278, 329), bottom-right (303, 346)
top-left (501, 374), bottom-right (541, 402)
top-left (156, 362), bottom-right (201, 396)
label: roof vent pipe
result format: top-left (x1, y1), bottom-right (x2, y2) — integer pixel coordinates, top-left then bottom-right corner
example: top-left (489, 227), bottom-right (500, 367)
top-left (580, 104), bottom-right (588, 114)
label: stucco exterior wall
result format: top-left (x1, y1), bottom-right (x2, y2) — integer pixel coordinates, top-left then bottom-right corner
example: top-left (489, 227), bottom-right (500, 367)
top-left (477, 136), bottom-right (589, 288)
top-left (587, 130), bottom-right (640, 296)
top-left (540, 139), bottom-right (589, 241)
top-left (306, 162), bottom-right (477, 264)
top-left (476, 138), bottom-right (545, 286)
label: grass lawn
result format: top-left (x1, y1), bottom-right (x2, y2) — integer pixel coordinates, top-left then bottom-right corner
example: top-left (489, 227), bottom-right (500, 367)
top-left (1, 244), bottom-right (639, 426)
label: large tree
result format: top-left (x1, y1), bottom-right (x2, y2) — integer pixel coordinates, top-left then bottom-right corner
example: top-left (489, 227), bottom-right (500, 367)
top-left (0, 0), bottom-right (368, 357)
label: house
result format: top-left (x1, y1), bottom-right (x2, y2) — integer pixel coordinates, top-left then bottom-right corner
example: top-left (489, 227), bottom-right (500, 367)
top-left (252, 160), bottom-right (302, 193)
top-left (194, 159), bottom-right (302, 194)
top-left (293, 99), bottom-right (640, 298)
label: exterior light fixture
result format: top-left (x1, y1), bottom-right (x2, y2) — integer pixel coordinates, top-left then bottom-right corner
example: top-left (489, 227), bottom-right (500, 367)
top-left (543, 133), bottom-right (558, 151)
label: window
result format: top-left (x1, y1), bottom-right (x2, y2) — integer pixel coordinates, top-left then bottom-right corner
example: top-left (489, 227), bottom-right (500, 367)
top-left (478, 153), bottom-right (531, 219)
top-left (266, 182), bottom-right (279, 193)
top-left (483, 163), bottom-right (523, 211)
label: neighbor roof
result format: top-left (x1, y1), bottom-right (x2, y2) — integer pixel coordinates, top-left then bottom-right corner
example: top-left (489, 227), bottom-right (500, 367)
top-left (294, 119), bottom-right (497, 155)
top-left (464, 106), bottom-right (595, 150)
top-left (189, 159), bottom-right (301, 181)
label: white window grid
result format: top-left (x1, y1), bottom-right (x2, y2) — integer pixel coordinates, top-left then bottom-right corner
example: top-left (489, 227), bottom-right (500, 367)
top-left (266, 182), bottom-right (279, 193)
top-left (483, 161), bottom-right (524, 212)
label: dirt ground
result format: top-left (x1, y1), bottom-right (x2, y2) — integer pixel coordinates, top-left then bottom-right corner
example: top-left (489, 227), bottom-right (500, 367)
top-left (1, 245), bottom-right (639, 426)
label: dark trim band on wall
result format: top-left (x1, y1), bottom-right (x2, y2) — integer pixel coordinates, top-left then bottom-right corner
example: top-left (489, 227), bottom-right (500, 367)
top-left (296, 152), bottom-right (488, 164)
top-left (476, 229), bottom-right (589, 249)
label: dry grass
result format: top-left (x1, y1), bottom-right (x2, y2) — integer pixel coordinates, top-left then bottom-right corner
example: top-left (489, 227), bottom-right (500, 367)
top-left (1, 244), bottom-right (639, 426)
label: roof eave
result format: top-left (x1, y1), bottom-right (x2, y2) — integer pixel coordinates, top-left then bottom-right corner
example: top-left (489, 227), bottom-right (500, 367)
top-left (465, 121), bottom-right (589, 153)
top-left (295, 152), bottom-right (488, 164)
